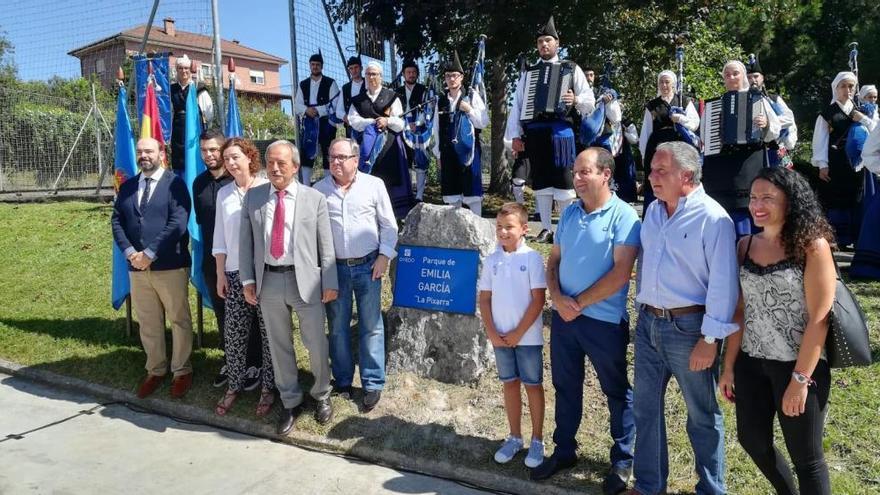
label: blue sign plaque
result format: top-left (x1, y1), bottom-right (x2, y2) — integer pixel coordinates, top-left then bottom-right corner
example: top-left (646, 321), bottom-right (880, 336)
top-left (393, 244), bottom-right (480, 315)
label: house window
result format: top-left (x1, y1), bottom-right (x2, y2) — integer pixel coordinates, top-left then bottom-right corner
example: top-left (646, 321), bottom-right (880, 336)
top-left (200, 63), bottom-right (214, 83)
top-left (95, 58), bottom-right (105, 74)
top-left (249, 69), bottom-right (265, 85)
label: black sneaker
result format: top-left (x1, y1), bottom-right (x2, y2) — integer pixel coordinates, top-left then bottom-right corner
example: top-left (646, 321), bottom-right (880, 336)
top-left (212, 366), bottom-right (228, 388)
top-left (363, 390), bottom-right (381, 411)
top-left (535, 229), bottom-right (554, 244)
top-left (331, 384), bottom-right (352, 400)
top-left (242, 367), bottom-right (261, 392)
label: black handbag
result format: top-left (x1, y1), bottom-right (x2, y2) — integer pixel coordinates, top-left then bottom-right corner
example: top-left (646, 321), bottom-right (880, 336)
top-left (826, 265), bottom-right (873, 368)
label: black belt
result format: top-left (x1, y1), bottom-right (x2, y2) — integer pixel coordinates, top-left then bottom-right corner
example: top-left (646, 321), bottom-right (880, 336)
top-left (265, 264), bottom-right (295, 273)
top-left (336, 251), bottom-right (378, 266)
top-left (642, 304), bottom-right (705, 319)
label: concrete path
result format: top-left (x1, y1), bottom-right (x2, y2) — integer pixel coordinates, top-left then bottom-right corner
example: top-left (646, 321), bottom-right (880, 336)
top-left (0, 373), bottom-right (488, 495)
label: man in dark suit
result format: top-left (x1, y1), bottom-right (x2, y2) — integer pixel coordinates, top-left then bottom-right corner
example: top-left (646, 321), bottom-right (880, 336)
top-left (239, 140), bottom-right (338, 435)
top-left (395, 59), bottom-right (428, 200)
top-left (111, 137), bottom-right (194, 399)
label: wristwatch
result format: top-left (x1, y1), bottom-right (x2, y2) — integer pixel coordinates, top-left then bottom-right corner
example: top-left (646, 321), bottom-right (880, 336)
top-left (703, 336), bottom-right (716, 345)
top-left (791, 371), bottom-right (811, 385)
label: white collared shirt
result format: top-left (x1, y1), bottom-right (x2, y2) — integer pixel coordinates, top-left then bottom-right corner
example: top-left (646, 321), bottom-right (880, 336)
top-left (477, 240), bottom-right (547, 346)
top-left (313, 172), bottom-right (398, 260)
top-left (137, 166), bottom-right (166, 207)
top-left (212, 177), bottom-right (269, 272)
top-left (263, 181), bottom-right (298, 266)
top-left (294, 76), bottom-right (340, 118)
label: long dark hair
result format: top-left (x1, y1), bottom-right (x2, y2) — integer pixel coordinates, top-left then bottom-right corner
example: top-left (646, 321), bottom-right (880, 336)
top-left (752, 167), bottom-right (836, 263)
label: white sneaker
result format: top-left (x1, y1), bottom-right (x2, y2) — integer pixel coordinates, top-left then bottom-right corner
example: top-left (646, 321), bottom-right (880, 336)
top-left (493, 436), bottom-right (524, 464)
top-left (524, 438), bottom-right (544, 468)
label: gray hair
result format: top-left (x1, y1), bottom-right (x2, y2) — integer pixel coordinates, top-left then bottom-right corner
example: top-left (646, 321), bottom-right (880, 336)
top-left (266, 139), bottom-right (300, 165)
top-left (365, 61), bottom-right (383, 75)
top-left (330, 137), bottom-right (360, 158)
top-left (655, 141), bottom-right (702, 185)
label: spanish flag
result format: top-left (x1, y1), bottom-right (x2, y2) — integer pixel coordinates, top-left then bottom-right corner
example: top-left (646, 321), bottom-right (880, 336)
top-left (140, 70), bottom-right (165, 151)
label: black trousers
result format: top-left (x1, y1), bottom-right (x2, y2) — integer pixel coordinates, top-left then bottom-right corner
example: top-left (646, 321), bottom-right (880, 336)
top-left (734, 352), bottom-right (831, 495)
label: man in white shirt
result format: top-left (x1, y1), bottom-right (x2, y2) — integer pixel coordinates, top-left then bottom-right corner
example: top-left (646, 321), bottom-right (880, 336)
top-left (314, 137), bottom-right (398, 412)
top-left (295, 51), bottom-right (340, 186)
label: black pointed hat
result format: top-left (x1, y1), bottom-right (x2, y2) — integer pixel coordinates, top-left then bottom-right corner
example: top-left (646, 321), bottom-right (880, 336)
top-left (537, 16), bottom-right (559, 39)
top-left (346, 54), bottom-right (362, 67)
top-left (309, 49), bottom-right (324, 64)
top-left (444, 51), bottom-right (464, 74)
top-left (402, 58), bottom-right (418, 71)
top-left (746, 53), bottom-right (763, 74)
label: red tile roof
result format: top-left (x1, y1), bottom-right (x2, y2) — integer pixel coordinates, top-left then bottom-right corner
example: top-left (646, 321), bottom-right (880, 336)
top-left (69, 24), bottom-right (287, 66)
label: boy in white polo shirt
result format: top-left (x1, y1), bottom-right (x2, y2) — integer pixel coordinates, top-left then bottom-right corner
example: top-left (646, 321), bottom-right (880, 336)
top-left (478, 202), bottom-right (547, 468)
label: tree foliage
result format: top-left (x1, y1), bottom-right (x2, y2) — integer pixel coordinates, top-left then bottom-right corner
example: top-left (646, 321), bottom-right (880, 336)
top-left (330, 1), bottom-right (880, 190)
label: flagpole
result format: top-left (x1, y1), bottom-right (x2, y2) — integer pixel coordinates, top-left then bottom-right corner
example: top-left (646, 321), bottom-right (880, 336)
top-left (288, 0), bottom-right (299, 143)
top-left (211, 0), bottom-right (226, 134)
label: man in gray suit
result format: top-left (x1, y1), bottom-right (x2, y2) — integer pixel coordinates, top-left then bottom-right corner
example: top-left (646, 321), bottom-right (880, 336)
top-left (240, 140), bottom-right (338, 435)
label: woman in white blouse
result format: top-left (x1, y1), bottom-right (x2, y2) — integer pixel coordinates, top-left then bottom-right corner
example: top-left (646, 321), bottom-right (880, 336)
top-left (811, 71), bottom-right (872, 247)
top-left (638, 70), bottom-right (700, 209)
top-left (212, 138), bottom-right (275, 417)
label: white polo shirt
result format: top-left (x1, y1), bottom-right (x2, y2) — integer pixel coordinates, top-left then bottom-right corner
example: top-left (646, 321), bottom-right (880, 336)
top-left (477, 240), bottom-right (547, 346)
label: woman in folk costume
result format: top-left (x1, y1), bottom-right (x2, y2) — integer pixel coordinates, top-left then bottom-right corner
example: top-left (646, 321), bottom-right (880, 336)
top-left (431, 51), bottom-right (489, 216)
top-left (848, 85), bottom-right (880, 278)
top-left (348, 61), bottom-right (414, 220)
top-left (638, 70), bottom-right (700, 209)
top-left (810, 71), bottom-right (875, 247)
top-left (702, 60), bottom-right (780, 236)
top-left (614, 118), bottom-right (640, 203)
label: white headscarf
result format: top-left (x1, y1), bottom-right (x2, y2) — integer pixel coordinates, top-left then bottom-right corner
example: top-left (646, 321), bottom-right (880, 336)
top-left (722, 60), bottom-right (749, 91)
top-left (831, 71), bottom-right (858, 103)
top-left (859, 84), bottom-right (877, 101)
top-left (657, 70), bottom-right (677, 97)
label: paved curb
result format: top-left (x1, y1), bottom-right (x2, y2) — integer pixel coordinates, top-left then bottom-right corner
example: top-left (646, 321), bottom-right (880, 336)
top-left (0, 358), bottom-right (585, 495)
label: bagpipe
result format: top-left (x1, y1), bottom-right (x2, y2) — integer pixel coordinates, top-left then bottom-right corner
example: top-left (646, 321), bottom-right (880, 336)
top-left (402, 64), bottom-right (440, 170)
top-left (672, 42), bottom-right (700, 150)
top-left (845, 42), bottom-right (873, 169)
top-left (298, 90), bottom-right (342, 161)
top-left (451, 34), bottom-right (487, 168)
top-left (581, 56), bottom-right (621, 153)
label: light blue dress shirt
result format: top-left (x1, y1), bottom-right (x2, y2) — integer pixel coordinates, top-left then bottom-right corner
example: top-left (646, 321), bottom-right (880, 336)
top-left (636, 185), bottom-right (740, 338)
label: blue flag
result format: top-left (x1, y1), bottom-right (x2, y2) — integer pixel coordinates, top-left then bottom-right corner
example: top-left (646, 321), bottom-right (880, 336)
top-left (226, 75), bottom-right (243, 138)
top-left (183, 82), bottom-right (213, 310)
top-left (111, 86), bottom-right (138, 310)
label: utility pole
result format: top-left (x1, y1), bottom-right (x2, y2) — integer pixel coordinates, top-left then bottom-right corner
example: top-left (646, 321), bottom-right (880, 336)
top-left (211, 0), bottom-right (225, 134)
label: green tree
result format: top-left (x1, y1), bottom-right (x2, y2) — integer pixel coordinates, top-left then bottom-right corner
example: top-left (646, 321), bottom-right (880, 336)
top-left (0, 26), bottom-right (16, 83)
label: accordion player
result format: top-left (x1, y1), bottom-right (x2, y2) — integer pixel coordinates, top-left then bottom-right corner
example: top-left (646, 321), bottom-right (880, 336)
top-left (701, 63), bottom-right (780, 236)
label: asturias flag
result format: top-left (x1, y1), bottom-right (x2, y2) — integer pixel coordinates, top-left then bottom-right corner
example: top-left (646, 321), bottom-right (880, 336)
top-left (226, 74), bottom-right (243, 138)
top-left (183, 82), bottom-right (213, 309)
top-left (111, 85), bottom-right (138, 310)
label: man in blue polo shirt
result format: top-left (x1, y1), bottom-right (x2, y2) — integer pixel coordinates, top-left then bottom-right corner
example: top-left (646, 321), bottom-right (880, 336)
top-left (532, 147), bottom-right (640, 495)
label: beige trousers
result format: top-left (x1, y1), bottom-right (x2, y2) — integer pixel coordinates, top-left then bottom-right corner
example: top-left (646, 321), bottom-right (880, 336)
top-left (130, 268), bottom-right (193, 377)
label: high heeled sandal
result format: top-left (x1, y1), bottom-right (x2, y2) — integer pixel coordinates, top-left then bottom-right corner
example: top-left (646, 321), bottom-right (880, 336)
top-left (255, 388), bottom-right (275, 418)
top-left (215, 389), bottom-right (238, 416)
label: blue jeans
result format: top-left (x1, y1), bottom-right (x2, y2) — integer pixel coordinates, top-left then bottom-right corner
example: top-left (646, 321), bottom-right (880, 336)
top-left (632, 308), bottom-right (726, 495)
top-left (325, 253), bottom-right (386, 391)
top-left (494, 345), bottom-right (543, 386)
top-left (550, 313), bottom-right (634, 469)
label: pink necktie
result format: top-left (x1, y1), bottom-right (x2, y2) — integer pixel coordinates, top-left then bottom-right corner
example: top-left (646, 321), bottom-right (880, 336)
top-left (270, 190), bottom-right (286, 259)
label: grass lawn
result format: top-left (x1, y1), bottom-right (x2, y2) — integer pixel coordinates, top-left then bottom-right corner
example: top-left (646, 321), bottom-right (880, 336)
top-left (0, 200), bottom-right (878, 494)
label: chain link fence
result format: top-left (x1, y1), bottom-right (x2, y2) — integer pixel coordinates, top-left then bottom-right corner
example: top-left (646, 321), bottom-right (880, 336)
top-left (0, 85), bottom-right (116, 193)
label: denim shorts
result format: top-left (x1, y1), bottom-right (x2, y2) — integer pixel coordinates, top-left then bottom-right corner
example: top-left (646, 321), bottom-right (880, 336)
top-left (494, 345), bottom-right (543, 386)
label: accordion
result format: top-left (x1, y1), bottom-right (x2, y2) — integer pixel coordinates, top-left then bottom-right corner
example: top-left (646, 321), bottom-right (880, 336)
top-left (519, 62), bottom-right (574, 123)
top-left (701, 90), bottom-right (765, 156)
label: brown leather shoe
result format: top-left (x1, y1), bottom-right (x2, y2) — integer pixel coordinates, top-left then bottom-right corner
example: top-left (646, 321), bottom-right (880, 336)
top-left (137, 374), bottom-right (165, 399)
top-left (170, 373), bottom-right (193, 398)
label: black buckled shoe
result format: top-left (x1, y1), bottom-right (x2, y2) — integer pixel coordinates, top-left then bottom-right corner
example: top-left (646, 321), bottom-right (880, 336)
top-left (535, 229), bottom-right (554, 244)
top-left (315, 397), bottom-right (333, 425)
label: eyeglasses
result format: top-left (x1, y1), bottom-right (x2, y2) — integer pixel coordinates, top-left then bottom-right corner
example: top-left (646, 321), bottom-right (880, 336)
top-left (365, 72), bottom-right (381, 78)
top-left (329, 154), bottom-right (357, 162)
